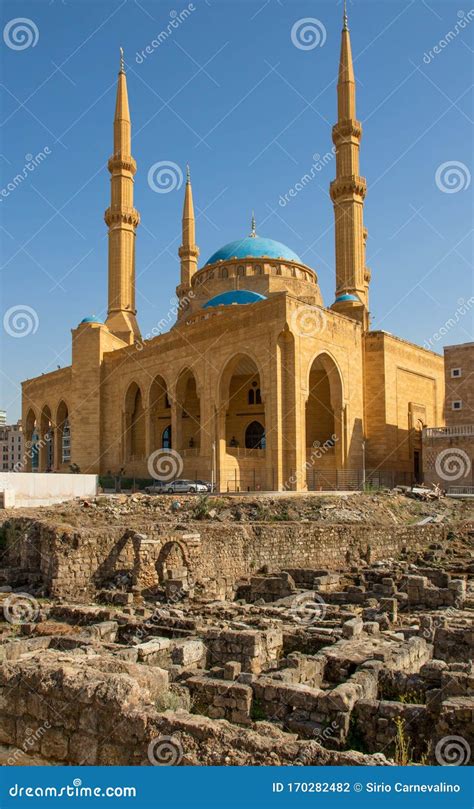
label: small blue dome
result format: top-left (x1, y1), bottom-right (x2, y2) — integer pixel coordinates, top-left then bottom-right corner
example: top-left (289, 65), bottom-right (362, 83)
top-left (203, 290), bottom-right (267, 308)
top-left (80, 316), bottom-right (103, 324)
top-left (205, 236), bottom-right (302, 266)
top-left (335, 294), bottom-right (360, 303)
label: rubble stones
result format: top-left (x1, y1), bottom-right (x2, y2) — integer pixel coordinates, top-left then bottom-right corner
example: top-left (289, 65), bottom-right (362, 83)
top-left (0, 491), bottom-right (472, 766)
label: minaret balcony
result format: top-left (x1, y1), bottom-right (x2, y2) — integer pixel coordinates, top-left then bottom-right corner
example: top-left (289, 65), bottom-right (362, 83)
top-left (332, 119), bottom-right (362, 144)
top-left (104, 206), bottom-right (140, 227)
top-left (330, 175), bottom-right (367, 202)
top-left (108, 154), bottom-right (137, 174)
top-left (178, 245), bottom-right (200, 259)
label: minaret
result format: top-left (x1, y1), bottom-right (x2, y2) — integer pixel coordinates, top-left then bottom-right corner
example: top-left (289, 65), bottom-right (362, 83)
top-left (330, 3), bottom-right (369, 328)
top-left (177, 165), bottom-right (199, 307)
top-left (104, 48), bottom-right (141, 344)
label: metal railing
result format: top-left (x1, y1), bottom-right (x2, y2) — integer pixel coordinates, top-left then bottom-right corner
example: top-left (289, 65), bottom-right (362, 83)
top-left (424, 425), bottom-right (474, 438)
top-left (100, 469), bottom-right (413, 494)
top-left (226, 447), bottom-right (265, 458)
top-left (306, 469), bottom-right (411, 492)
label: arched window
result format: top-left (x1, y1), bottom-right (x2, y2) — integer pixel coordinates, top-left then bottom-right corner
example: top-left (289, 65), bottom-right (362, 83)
top-left (31, 430), bottom-right (40, 471)
top-left (245, 421), bottom-right (265, 450)
top-left (255, 388), bottom-right (262, 405)
top-left (248, 389), bottom-right (255, 405)
top-left (221, 267), bottom-right (228, 279)
top-left (162, 425), bottom-right (172, 449)
top-left (62, 419), bottom-right (71, 463)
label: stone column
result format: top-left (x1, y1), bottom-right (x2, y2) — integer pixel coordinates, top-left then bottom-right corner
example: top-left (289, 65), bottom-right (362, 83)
top-left (263, 340), bottom-right (281, 491)
top-left (171, 400), bottom-right (179, 453)
top-left (144, 406), bottom-right (152, 460)
top-left (54, 426), bottom-right (62, 471)
top-left (215, 407), bottom-right (227, 492)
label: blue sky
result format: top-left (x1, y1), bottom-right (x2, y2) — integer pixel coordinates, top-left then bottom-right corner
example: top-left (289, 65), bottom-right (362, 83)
top-left (1, 0), bottom-right (473, 422)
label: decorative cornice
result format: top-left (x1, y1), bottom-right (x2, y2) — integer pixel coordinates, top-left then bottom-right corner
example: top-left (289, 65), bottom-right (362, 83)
top-left (104, 207), bottom-right (140, 227)
top-left (330, 175), bottom-right (367, 201)
top-left (178, 245), bottom-right (200, 259)
top-left (108, 154), bottom-right (137, 175)
top-left (332, 119), bottom-right (362, 144)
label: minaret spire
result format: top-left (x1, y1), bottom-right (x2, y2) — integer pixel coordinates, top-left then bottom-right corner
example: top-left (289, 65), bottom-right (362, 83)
top-left (104, 50), bottom-right (141, 344)
top-left (177, 164), bottom-right (199, 313)
top-left (330, 8), bottom-right (370, 328)
top-left (250, 211), bottom-right (256, 237)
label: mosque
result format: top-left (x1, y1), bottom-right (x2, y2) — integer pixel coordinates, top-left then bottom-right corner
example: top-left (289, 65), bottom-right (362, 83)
top-left (22, 8), bottom-right (445, 491)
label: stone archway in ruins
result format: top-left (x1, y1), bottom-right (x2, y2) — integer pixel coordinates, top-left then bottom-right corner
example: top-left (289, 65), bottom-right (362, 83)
top-left (156, 540), bottom-right (193, 602)
top-left (156, 540), bottom-right (189, 584)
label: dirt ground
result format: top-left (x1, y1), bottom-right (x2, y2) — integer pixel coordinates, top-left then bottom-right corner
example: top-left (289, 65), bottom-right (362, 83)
top-left (1, 490), bottom-right (472, 531)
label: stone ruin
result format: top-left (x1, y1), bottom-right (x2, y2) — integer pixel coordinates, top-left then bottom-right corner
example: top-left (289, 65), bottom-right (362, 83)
top-left (0, 494), bottom-right (472, 767)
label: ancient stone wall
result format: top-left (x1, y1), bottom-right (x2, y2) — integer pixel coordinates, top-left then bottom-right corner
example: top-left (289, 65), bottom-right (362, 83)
top-left (2, 516), bottom-right (458, 602)
top-left (0, 647), bottom-right (391, 767)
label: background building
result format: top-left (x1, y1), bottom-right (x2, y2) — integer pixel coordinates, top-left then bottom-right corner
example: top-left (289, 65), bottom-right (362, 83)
top-left (423, 342), bottom-right (473, 491)
top-left (0, 419), bottom-right (24, 472)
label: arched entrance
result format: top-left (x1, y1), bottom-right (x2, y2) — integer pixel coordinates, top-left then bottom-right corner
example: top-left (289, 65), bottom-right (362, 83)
top-left (175, 368), bottom-right (200, 452)
top-left (124, 382), bottom-right (146, 462)
top-left (305, 353), bottom-right (344, 490)
top-left (24, 409), bottom-right (37, 472)
top-left (55, 400), bottom-right (70, 470)
top-left (149, 375), bottom-right (171, 451)
top-left (219, 354), bottom-right (266, 491)
top-left (39, 405), bottom-right (53, 472)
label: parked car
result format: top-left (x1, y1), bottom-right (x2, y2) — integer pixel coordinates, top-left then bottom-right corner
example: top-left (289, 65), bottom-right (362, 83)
top-left (144, 481), bottom-right (168, 494)
top-left (163, 479), bottom-right (208, 494)
top-left (196, 479), bottom-right (216, 492)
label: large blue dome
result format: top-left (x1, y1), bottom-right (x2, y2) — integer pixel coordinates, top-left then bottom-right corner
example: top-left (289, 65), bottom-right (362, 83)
top-left (205, 236), bottom-right (302, 266)
top-left (203, 290), bottom-right (267, 308)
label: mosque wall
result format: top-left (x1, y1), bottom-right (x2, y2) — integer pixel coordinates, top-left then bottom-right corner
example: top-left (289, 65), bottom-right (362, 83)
top-left (364, 332), bottom-right (445, 478)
